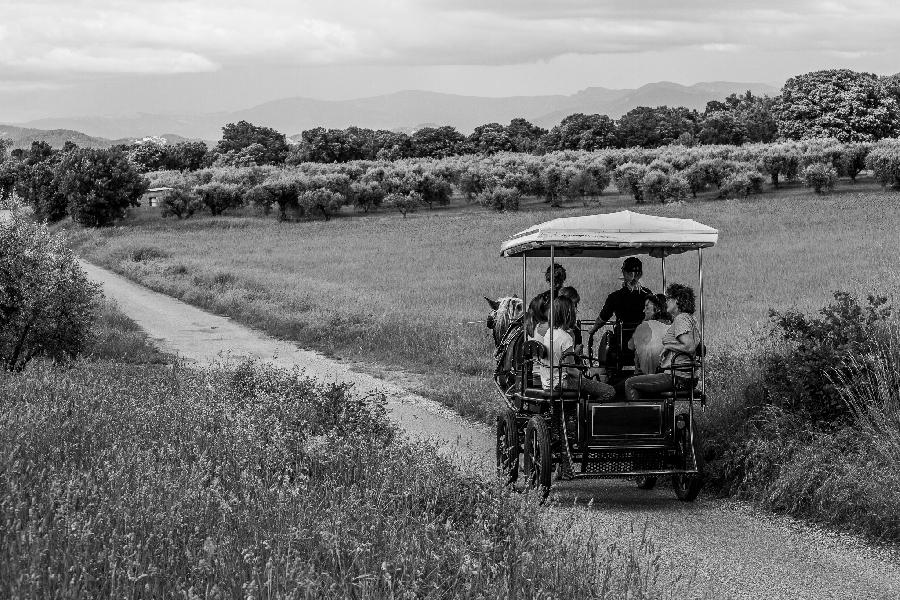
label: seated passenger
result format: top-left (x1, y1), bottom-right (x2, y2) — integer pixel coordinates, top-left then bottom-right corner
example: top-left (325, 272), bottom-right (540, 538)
top-left (624, 284), bottom-right (700, 402)
top-left (628, 293), bottom-right (671, 375)
top-left (524, 295), bottom-right (549, 385)
top-left (535, 263), bottom-right (578, 306)
top-left (558, 286), bottom-right (583, 350)
top-left (539, 296), bottom-right (615, 403)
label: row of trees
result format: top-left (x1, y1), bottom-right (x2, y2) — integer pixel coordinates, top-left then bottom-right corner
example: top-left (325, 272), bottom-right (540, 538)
top-left (137, 137), bottom-right (900, 223)
top-left (49, 68), bottom-right (895, 177)
top-left (4, 134), bottom-right (900, 227)
top-left (0, 141), bottom-right (148, 226)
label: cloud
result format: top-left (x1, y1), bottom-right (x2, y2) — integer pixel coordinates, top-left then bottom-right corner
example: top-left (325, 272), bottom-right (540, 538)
top-left (0, 0), bottom-right (899, 78)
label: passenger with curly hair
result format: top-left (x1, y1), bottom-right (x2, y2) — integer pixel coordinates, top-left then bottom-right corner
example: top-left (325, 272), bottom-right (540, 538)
top-left (624, 284), bottom-right (700, 402)
top-left (628, 293), bottom-right (671, 376)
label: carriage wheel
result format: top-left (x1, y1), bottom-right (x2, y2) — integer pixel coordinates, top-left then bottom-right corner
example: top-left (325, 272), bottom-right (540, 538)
top-left (523, 416), bottom-right (552, 498)
top-left (672, 413), bottom-right (705, 502)
top-left (495, 409), bottom-right (519, 485)
top-left (636, 476), bottom-right (658, 490)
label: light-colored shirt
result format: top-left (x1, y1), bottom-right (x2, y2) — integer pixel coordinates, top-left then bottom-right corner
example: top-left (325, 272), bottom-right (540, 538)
top-left (632, 319), bottom-right (669, 375)
top-left (539, 328), bottom-right (578, 390)
top-left (660, 313), bottom-right (699, 378)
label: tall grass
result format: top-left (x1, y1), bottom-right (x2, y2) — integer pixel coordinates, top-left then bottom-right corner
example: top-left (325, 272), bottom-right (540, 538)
top-left (0, 359), bottom-right (695, 598)
top-left (702, 324), bottom-right (900, 542)
top-left (65, 185), bottom-right (900, 424)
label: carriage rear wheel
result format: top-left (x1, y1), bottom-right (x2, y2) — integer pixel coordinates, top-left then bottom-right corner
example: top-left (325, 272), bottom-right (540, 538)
top-left (523, 415), bottom-right (552, 498)
top-left (672, 413), bottom-right (705, 502)
top-left (495, 409), bottom-right (519, 485)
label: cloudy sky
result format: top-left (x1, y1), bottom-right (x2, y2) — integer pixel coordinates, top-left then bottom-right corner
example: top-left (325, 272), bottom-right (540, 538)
top-left (1, 0), bottom-right (898, 122)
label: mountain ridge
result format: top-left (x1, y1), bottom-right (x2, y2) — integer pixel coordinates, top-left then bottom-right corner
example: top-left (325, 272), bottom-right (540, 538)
top-left (13, 80), bottom-right (781, 143)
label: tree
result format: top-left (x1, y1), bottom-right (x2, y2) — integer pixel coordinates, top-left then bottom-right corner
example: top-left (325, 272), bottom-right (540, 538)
top-left (160, 187), bottom-right (202, 219)
top-left (298, 127), bottom-right (354, 163)
top-left (384, 191), bottom-right (422, 218)
top-left (194, 182), bottom-right (244, 216)
top-left (214, 120), bottom-right (289, 165)
top-left (166, 141), bottom-right (208, 171)
top-left (506, 118), bottom-right (547, 153)
top-left (468, 123), bottom-right (513, 154)
top-left (297, 188), bottom-right (345, 221)
top-left (616, 106), bottom-right (700, 148)
top-left (58, 148), bottom-right (149, 226)
top-left (775, 69), bottom-right (899, 142)
top-left (410, 126), bottom-right (466, 158)
top-left (0, 212), bottom-right (100, 371)
top-left (703, 92), bottom-right (777, 145)
top-left (544, 113), bottom-right (616, 151)
top-left (128, 137), bottom-right (168, 173)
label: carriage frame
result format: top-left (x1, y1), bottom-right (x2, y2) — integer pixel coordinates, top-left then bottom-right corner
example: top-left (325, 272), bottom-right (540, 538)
top-left (494, 211), bottom-right (718, 500)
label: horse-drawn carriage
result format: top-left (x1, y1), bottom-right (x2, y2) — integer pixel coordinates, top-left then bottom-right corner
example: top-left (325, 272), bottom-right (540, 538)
top-left (490, 211), bottom-right (718, 500)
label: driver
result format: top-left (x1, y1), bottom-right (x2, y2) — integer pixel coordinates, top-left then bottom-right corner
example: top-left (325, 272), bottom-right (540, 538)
top-left (587, 257), bottom-right (652, 368)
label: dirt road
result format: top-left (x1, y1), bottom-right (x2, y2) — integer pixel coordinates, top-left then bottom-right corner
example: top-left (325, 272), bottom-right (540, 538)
top-left (82, 259), bottom-right (900, 600)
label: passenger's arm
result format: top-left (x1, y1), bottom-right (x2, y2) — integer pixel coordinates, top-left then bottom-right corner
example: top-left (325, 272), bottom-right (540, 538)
top-left (662, 331), bottom-right (696, 354)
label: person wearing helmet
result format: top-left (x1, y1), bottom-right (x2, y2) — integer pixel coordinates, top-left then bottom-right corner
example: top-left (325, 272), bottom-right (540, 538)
top-left (587, 257), bottom-right (653, 374)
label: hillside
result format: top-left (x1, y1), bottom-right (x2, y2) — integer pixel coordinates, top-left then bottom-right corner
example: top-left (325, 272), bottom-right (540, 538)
top-left (19, 81), bottom-right (780, 141)
top-left (0, 126), bottom-right (197, 150)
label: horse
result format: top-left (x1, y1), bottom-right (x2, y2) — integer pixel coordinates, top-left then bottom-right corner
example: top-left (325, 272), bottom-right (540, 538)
top-left (485, 295), bottom-right (525, 394)
top-left (484, 295), bottom-right (523, 347)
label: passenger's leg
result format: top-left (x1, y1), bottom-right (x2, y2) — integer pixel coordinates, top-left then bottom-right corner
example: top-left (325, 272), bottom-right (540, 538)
top-left (581, 377), bottom-right (616, 403)
top-left (624, 373), bottom-right (672, 403)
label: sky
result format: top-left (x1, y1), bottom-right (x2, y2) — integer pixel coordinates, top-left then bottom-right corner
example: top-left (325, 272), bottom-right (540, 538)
top-left (1, 0), bottom-right (899, 122)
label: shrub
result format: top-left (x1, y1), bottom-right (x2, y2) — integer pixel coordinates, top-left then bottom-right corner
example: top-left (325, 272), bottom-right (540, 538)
top-left (613, 162), bottom-right (648, 203)
top-left (0, 212), bottom-right (100, 370)
top-left (639, 169), bottom-right (670, 203)
top-left (762, 291), bottom-right (892, 423)
top-left (802, 163), bottom-right (838, 194)
top-left (476, 186), bottom-right (521, 212)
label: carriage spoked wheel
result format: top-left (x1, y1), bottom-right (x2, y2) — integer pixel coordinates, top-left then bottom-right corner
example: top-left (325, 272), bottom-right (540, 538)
top-left (523, 415), bottom-right (552, 499)
top-left (672, 413), bottom-right (705, 502)
top-left (495, 409), bottom-right (519, 485)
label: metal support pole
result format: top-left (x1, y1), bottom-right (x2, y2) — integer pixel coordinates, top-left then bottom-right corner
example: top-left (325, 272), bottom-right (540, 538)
top-left (661, 255), bottom-right (667, 291)
top-left (698, 248), bottom-right (706, 401)
top-left (522, 254), bottom-right (528, 395)
top-left (549, 247), bottom-right (555, 387)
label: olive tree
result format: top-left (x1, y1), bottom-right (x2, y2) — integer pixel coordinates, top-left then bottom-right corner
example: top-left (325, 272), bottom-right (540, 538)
top-left (0, 211), bottom-right (100, 370)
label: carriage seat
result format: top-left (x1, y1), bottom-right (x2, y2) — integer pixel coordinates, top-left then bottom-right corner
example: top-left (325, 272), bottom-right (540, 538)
top-left (521, 386), bottom-right (582, 400)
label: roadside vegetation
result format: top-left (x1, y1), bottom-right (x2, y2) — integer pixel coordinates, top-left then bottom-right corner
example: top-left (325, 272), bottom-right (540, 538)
top-left (1, 206), bottom-right (696, 599)
top-left (64, 182), bottom-right (900, 544)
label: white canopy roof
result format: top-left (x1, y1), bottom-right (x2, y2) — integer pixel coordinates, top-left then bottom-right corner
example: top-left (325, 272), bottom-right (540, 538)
top-left (500, 210), bottom-right (718, 258)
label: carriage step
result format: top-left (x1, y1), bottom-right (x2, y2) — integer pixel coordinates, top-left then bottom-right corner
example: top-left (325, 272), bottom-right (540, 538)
top-left (582, 449), bottom-right (665, 474)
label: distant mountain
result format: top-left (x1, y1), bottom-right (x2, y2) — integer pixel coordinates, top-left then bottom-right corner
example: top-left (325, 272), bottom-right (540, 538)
top-left (18, 81), bottom-right (781, 141)
top-left (0, 125), bottom-right (198, 150)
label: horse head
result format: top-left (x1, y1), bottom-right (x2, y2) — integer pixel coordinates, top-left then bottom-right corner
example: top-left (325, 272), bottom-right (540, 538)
top-left (485, 295), bottom-right (523, 347)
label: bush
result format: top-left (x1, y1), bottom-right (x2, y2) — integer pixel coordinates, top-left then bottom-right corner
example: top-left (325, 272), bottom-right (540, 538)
top-left (0, 212), bottom-right (100, 370)
top-left (802, 163), bottom-right (838, 194)
top-left (762, 291), bottom-right (892, 423)
top-left (837, 143), bottom-right (870, 181)
top-left (476, 186), bottom-right (521, 211)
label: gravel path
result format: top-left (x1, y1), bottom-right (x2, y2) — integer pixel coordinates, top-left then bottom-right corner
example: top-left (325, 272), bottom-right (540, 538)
top-left (81, 259), bottom-right (900, 600)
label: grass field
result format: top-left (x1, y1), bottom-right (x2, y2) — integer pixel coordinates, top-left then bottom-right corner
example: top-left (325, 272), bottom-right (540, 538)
top-left (67, 179), bottom-right (900, 423)
top-left (1, 292), bottom-right (695, 598)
